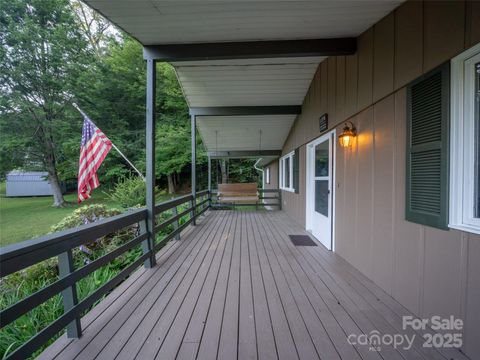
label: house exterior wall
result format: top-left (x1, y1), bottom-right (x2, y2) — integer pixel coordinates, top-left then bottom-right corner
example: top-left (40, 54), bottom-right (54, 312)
top-left (263, 160), bottom-right (278, 190)
top-left (262, 160), bottom-right (281, 209)
top-left (272, 1), bottom-right (480, 358)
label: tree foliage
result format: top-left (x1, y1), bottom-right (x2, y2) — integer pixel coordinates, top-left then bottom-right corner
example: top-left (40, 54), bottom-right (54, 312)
top-left (0, 0), bottom-right (260, 201)
top-left (0, 0), bottom-right (92, 206)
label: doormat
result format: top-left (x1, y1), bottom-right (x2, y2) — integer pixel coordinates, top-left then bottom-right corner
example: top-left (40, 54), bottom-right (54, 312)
top-left (289, 235), bottom-right (317, 246)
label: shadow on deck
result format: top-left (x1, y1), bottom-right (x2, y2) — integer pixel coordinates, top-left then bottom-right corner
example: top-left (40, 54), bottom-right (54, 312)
top-left (38, 210), bottom-right (467, 360)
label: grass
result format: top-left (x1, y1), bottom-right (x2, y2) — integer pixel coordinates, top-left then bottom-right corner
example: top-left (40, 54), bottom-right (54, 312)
top-left (0, 183), bottom-right (120, 247)
top-left (0, 182), bottom-right (177, 247)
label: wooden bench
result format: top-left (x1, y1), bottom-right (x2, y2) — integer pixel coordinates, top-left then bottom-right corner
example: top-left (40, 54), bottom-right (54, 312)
top-left (217, 183), bottom-right (259, 204)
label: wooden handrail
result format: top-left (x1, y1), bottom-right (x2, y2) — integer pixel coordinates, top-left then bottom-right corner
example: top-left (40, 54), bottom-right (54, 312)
top-left (0, 208), bottom-right (147, 277)
top-left (0, 190), bottom-right (211, 360)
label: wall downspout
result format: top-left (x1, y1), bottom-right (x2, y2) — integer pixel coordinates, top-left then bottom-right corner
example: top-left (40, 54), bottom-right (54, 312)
top-left (254, 158), bottom-right (264, 189)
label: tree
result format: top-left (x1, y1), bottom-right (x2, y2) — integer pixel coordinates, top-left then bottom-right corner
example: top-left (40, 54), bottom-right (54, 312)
top-left (71, 0), bottom-right (112, 57)
top-left (211, 159), bottom-right (260, 187)
top-left (72, 36), bottom-right (148, 184)
top-left (0, 0), bottom-right (92, 206)
top-left (219, 160), bottom-right (228, 183)
top-left (227, 159), bottom-right (261, 185)
top-left (155, 124), bottom-right (206, 194)
top-left (154, 61), bottom-right (202, 194)
top-left (1, 0), bottom-right (242, 202)
top-left (72, 38), bottom-right (188, 186)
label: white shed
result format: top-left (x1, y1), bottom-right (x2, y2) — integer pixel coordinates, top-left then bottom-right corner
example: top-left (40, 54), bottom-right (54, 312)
top-left (5, 171), bottom-right (65, 197)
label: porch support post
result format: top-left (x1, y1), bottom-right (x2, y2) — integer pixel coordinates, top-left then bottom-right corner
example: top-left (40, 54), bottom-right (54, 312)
top-left (145, 58), bottom-right (156, 268)
top-left (191, 114), bottom-right (197, 225)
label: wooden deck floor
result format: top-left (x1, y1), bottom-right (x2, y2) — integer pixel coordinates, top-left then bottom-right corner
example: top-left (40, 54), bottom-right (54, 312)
top-left (39, 210), bottom-right (468, 360)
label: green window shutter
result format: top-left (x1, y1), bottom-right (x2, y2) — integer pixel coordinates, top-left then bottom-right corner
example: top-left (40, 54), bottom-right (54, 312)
top-left (293, 148), bottom-right (300, 194)
top-left (406, 63), bottom-right (449, 229)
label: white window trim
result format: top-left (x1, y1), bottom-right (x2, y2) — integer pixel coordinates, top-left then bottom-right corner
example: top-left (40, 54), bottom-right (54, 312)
top-left (280, 151), bottom-right (295, 192)
top-left (449, 43), bottom-right (480, 235)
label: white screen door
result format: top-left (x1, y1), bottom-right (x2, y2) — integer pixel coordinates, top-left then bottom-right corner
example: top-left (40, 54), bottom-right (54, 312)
top-left (306, 131), bottom-right (334, 250)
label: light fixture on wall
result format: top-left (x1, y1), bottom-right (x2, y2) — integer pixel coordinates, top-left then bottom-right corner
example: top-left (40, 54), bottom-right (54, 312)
top-left (338, 121), bottom-right (356, 148)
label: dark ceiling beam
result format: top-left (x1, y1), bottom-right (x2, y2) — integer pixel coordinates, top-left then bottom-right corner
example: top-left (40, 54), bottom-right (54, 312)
top-left (143, 38), bottom-right (356, 62)
top-left (208, 150), bottom-right (282, 159)
top-left (189, 106), bottom-right (301, 117)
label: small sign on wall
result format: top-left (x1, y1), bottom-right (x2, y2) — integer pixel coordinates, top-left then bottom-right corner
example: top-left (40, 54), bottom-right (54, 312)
top-left (319, 113), bottom-right (328, 133)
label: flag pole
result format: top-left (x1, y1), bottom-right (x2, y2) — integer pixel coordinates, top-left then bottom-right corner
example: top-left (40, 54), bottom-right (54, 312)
top-left (72, 103), bottom-right (146, 181)
top-left (110, 142), bottom-right (146, 181)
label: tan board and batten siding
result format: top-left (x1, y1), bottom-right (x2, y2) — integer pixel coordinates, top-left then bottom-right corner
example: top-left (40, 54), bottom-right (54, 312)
top-left (263, 1), bottom-right (480, 358)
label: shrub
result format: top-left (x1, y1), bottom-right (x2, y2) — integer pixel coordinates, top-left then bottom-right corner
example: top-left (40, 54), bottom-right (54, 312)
top-left (108, 176), bottom-right (148, 208)
top-left (50, 204), bottom-right (122, 232)
top-left (0, 204), bottom-right (142, 358)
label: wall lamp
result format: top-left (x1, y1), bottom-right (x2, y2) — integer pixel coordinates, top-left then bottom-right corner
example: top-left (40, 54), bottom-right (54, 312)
top-left (338, 121), bottom-right (357, 148)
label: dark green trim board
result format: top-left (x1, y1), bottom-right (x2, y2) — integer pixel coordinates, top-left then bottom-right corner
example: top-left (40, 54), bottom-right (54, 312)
top-left (189, 106), bottom-right (301, 116)
top-left (406, 62), bottom-right (450, 229)
top-left (145, 59), bottom-right (157, 268)
top-left (293, 148), bottom-right (300, 194)
top-left (207, 150), bottom-right (282, 158)
top-left (143, 38), bottom-right (356, 61)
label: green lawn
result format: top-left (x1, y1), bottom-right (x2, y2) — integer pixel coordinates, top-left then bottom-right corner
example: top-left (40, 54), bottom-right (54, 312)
top-left (0, 183), bottom-right (120, 247)
top-left (0, 183), bottom-right (175, 247)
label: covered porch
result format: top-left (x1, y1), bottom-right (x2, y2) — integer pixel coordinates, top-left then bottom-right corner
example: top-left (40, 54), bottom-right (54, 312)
top-left (2, 1), bottom-right (477, 359)
top-left (37, 210), bottom-right (462, 360)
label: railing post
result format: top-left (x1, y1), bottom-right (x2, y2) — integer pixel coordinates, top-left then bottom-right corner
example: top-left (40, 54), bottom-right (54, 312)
top-left (172, 206), bottom-right (181, 240)
top-left (58, 250), bottom-right (81, 338)
top-left (278, 189), bottom-right (282, 210)
top-left (207, 155), bottom-right (211, 194)
top-left (191, 114), bottom-right (197, 225)
top-left (190, 198), bottom-right (196, 225)
top-left (140, 219), bottom-right (154, 268)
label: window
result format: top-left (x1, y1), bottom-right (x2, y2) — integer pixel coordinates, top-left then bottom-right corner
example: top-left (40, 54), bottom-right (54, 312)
top-left (280, 151), bottom-right (295, 192)
top-left (264, 167), bottom-right (270, 185)
top-left (450, 43), bottom-right (480, 234)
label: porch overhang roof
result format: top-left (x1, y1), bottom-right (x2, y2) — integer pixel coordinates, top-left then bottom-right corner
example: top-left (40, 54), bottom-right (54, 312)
top-left (83, 0), bottom-right (404, 161)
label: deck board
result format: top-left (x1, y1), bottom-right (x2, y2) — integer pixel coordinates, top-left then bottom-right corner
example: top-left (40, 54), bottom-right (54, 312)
top-left (39, 210), bottom-right (468, 360)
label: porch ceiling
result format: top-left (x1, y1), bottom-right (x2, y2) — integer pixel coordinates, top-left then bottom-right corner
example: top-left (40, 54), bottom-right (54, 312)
top-left (197, 114), bottom-right (295, 152)
top-left (84, 0), bottom-right (404, 159)
top-left (176, 57), bottom-right (322, 156)
top-left (173, 57), bottom-right (324, 107)
top-left (83, 1), bottom-right (402, 45)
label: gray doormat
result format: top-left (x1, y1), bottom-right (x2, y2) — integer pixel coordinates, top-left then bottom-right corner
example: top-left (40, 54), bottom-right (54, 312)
top-left (289, 235), bottom-right (317, 246)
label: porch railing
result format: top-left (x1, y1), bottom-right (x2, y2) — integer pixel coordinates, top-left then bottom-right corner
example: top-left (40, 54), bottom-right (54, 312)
top-left (0, 190), bottom-right (210, 360)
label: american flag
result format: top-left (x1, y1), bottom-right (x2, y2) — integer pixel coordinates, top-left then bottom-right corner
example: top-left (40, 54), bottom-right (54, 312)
top-left (78, 113), bottom-right (112, 203)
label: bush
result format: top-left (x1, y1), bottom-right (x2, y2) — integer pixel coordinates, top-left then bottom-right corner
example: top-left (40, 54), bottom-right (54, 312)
top-left (50, 204), bottom-right (122, 232)
top-left (108, 176), bottom-right (148, 208)
top-left (50, 204), bottom-right (134, 257)
top-left (0, 204), bottom-right (143, 358)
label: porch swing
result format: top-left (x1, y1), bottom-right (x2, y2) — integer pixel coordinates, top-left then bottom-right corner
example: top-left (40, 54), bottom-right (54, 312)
top-left (215, 129), bottom-right (260, 206)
